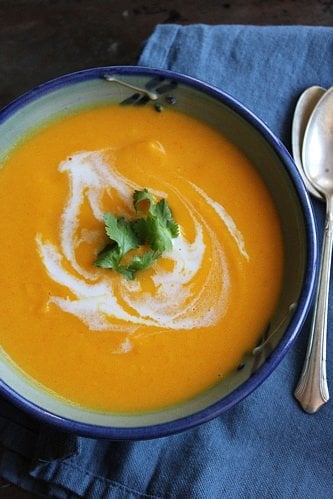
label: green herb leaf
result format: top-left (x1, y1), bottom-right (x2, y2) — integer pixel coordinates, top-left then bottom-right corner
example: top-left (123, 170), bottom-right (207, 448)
top-left (115, 265), bottom-right (139, 281)
top-left (130, 217), bottom-right (148, 244)
top-left (154, 199), bottom-right (180, 238)
top-left (94, 189), bottom-right (179, 279)
top-left (94, 244), bottom-right (122, 269)
top-left (103, 213), bottom-right (139, 255)
top-left (123, 251), bottom-right (162, 280)
top-left (133, 189), bottom-right (154, 214)
top-left (145, 216), bottom-right (173, 252)
top-left (132, 197), bottom-right (179, 252)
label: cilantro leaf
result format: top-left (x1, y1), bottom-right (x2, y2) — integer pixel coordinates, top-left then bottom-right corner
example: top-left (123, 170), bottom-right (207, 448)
top-left (133, 189), bottom-right (154, 214)
top-left (122, 251), bottom-right (162, 280)
top-left (132, 196), bottom-right (179, 251)
top-left (145, 216), bottom-right (173, 252)
top-left (129, 250), bottom-right (162, 271)
top-left (95, 247), bottom-right (162, 280)
top-left (154, 198), bottom-right (172, 220)
top-left (166, 219), bottom-right (180, 238)
top-left (94, 189), bottom-right (179, 279)
top-left (154, 199), bottom-right (180, 238)
top-left (94, 244), bottom-right (122, 269)
top-left (115, 265), bottom-right (139, 281)
top-left (130, 217), bottom-right (148, 244)
top-left (104, 213), bottom-right (139, 255)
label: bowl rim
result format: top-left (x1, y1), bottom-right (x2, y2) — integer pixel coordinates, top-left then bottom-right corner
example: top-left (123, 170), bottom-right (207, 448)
top-left (0, 65), bottom-right (318, 440)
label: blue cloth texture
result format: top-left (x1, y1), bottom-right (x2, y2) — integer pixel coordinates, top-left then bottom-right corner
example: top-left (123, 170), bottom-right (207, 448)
top-left (1, 24), bottom-right (333, 498)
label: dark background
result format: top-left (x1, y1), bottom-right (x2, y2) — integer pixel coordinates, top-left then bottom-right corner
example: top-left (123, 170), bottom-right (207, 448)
top-left (1, 0), bottom-right (333, 110)
top-left (0, 0), bottom-right (332, 497)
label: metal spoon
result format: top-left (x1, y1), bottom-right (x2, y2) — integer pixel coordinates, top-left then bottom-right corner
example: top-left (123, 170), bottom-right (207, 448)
top-left (291, 86), bottom-right (325, 199)
top-left (294, 87), bottom-right (333, 413)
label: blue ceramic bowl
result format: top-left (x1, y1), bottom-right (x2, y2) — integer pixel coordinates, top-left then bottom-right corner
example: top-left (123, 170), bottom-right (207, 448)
top-left (0, 66), bottom-right (317, 439)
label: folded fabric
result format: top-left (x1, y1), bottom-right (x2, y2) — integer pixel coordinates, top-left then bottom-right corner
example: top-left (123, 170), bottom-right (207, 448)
top-left (1, 24), bottom-right (333, 498)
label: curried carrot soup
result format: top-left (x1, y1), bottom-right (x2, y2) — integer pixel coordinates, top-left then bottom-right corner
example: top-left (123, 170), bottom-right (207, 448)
top-left (0, 104), bottom-right (284, 413)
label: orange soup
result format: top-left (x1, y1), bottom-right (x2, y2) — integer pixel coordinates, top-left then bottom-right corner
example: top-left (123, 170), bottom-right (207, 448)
top-left (0, 105), bottom-right (284, 413)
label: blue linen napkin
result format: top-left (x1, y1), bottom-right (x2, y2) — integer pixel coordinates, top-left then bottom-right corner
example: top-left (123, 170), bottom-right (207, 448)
top-left (1, 24), bottom-right (333, 498)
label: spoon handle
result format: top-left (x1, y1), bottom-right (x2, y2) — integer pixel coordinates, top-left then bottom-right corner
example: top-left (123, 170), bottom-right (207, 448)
top-left (294, 196), bottom-right (333, 413)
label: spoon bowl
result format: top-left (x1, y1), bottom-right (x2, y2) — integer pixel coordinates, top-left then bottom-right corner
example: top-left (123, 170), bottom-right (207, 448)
top-left (302, 87), bottom-right (333, 196)
top-left (291, 86), bottom-right (325, 199)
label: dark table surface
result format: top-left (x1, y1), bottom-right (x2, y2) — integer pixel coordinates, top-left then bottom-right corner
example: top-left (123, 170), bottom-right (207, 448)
top-left (0, 0), bottom-right (332, 497)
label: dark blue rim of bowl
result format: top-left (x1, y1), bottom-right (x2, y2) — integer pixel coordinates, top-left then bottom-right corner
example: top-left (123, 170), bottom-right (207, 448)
top-left (0, 66), bottom-right (318, 440)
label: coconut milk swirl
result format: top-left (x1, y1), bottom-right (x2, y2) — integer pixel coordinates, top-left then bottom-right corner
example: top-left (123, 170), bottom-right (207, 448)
top-left (36, 145), bottom-right (249, 351)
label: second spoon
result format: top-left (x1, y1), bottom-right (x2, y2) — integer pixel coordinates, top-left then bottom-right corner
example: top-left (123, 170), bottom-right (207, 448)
top-left (291, 85), bottom-right (325, 199)
top-left (294, 87), bottom-right (333, 413)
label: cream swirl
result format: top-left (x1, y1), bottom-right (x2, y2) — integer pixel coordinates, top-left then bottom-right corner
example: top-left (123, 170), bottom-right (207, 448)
top-left (36, 144), bottom-right (248, 351)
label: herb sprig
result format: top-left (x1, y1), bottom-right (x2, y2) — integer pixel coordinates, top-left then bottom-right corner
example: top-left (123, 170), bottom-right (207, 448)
top-left (94, 189), bottom-right (179, 280)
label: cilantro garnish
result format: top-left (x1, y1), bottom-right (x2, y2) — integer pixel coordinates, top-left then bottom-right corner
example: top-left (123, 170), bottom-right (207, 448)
top-left (94, 189), bottom-right (179, 280)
